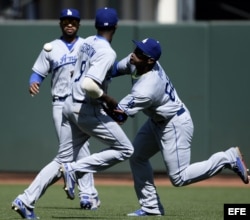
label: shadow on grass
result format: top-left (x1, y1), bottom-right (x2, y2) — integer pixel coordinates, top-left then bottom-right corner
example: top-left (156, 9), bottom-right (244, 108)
top-left (0, 215), bottom-right (115, 220)
top-left (51, 217), bottom-right (118, 219)
top-left (40, 207), bottom-right (122, 219)
top-left (41, 206), bottom-right (81, 210)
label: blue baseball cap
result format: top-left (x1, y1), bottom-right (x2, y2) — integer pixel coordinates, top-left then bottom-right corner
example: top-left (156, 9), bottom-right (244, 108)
top-left (95, 7), bottom-right (118, 27)
top-left (133, 38), bottom-right (162, 61)
top-left (60, 8), bottom-right (80, 20)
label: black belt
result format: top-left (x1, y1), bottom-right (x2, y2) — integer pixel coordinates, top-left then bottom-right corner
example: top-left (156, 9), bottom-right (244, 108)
top-left (52, 96), bottom-right (68, 102)
top-left (73, 99), bottom-right (86, 104)
top-left (177, 107), bottom-right (185, 116)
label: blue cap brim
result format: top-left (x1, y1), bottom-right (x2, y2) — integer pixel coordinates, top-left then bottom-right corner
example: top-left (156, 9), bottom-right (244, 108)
top-left (60, 16), bottom-right (80, 20)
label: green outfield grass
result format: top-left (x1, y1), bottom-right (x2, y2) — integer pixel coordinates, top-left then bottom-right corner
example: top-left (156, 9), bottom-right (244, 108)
top-left (1, 184), bottom-right (249, 220)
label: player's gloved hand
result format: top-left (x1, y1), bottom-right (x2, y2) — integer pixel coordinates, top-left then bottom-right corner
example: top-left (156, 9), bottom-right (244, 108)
top-left (29, 83), bottom-right (40, 97)
top-left (102, 104), bottom-right (128, 125)
top-left (113, 107), bottom-right (128, 125)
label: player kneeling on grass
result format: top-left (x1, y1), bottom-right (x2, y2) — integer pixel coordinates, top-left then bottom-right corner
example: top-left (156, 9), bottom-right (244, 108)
top-left (109, 38), bottom-right (250, 216)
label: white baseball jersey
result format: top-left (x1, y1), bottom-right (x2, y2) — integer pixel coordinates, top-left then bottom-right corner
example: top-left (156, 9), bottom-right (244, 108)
top-left (32, 37), bottom-right (85, 98)
top-left (72, 35), bottom-right (115, 102)
top-left (116, 54), bottom-right (184, 121)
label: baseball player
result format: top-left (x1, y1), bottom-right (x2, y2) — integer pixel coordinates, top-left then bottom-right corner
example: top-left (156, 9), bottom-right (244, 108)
top-left (57, 7), bottom-right (133, 200)
top-left (11, 9), bottom-right (100, 219)
top-left (110, 38), bottom-right (250, 216)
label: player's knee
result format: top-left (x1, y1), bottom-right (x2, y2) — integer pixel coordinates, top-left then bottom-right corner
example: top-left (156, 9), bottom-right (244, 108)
top-left (171, 181), bottom-right (183, 187)
top-left (169, 175), bottom-right (185, 187)
top-left (121, 146), bottom-right (134, 160)
top-left (170, 178), bottom-right (182, 187)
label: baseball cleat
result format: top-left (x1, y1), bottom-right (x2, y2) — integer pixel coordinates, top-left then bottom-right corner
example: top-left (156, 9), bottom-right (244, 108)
top-left (60, 163), bottom-right (76, 200)
top-left (127, 209), bottom-right (162, 216)
top-left (80, 196), bottom-right (101, 210)
top-left (11, 198), bottom-right (39, 219)
top-left (233, 147), bottom-right (249, 184)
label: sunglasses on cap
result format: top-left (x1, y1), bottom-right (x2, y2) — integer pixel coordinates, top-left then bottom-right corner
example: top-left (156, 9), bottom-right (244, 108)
top-left (61, 19), bottom-right (79, 26)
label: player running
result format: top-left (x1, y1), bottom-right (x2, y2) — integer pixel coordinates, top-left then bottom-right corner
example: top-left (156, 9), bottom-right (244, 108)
top-left (110, 38), bottom-right (249, 216)
top-left (11, 8), bottom-right (100, 219)
top-left (58, 7), bottom-right (133, 201)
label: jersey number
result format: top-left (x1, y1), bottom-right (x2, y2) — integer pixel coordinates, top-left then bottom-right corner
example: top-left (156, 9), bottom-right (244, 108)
top-left (74, 61), bottom-right (86, 82)
top-left (165, 81), bottom-right (175, 101)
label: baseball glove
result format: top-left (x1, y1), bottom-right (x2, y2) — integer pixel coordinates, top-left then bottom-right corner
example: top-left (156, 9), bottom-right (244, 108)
top-left (102, 104), bottom-right (128, 124)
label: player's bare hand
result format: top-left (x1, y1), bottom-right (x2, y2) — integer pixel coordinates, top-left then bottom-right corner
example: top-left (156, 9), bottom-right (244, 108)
top-left (99, 93), bottom-right (118, 109)
top-left (29, 83), bottom-right (40, 96)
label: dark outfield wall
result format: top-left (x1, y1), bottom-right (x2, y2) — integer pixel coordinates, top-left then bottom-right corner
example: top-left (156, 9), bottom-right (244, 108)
top-left (0, 21), bottom-right (249, 172)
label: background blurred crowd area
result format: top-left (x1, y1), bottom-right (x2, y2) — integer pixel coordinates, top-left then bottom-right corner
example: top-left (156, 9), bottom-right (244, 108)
top-left (1, 0), bottom-right (250, 22)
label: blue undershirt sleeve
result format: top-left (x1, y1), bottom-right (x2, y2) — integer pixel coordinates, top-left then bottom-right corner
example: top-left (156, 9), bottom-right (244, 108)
top-left (29, 72), bottom-right (45, 85)
top-left (111, 61), bottom-right (119, 77)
